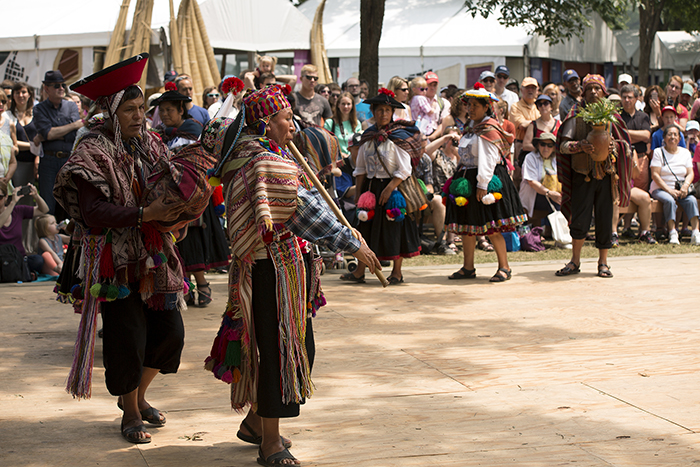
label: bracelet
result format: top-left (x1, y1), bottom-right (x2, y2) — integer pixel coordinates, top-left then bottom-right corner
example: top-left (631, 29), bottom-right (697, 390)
top-left (545, 189), bottom-right (550, 197)
top-left (137, 207), bottom-right (144, 229)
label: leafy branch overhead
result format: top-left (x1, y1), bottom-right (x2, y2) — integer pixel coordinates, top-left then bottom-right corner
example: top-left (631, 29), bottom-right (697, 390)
top-left (462, 0), bottom-right (629, 44)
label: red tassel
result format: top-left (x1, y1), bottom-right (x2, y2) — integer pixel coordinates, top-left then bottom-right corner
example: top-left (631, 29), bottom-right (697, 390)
top-left (212, 185), bottom-right (224, 206)
top-left (142, 223), bottom-right (163, 253)
top-left (99, 242), bottom-right (115, 278)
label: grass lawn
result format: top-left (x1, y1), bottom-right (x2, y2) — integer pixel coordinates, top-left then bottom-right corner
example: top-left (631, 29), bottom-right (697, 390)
top-left (408, 234), bottom-right (700, 267)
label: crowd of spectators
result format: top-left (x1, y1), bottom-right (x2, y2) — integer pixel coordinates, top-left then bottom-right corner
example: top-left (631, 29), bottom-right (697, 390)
top-left (3, 57), bottom-right (700, 286)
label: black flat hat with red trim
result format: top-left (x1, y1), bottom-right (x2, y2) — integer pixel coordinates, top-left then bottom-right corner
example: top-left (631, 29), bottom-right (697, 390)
top-left (70, 53), bottom-right (149, 100)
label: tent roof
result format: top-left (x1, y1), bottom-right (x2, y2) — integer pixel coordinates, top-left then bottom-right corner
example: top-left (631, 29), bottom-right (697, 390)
top-left (619, 30), bottom-right (700, 71)
top-left (0, 0), bottom-right (310, 53)
top-left (298, 0), bottom-right (624, 62)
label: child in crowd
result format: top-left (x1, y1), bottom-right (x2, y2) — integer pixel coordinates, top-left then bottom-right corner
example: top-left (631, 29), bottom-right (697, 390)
top-left (243, 55), bottom-right (297, 89)
top-left (35, 214), bottom-right (68, 275)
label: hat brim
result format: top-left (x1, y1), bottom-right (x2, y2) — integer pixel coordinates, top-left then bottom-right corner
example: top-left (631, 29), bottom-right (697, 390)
top-left (151, 91), bottom-right (191, 107)
top-left (71, 53), bottom-right (149, 100)
top-left (364, 93), bottom-right (404, 109)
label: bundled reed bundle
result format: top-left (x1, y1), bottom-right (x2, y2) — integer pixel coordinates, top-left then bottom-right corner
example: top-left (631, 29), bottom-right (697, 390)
top-left (310, 0), bottom-right (332, 84)
top-left (104, 0), bottom-right (131, 67)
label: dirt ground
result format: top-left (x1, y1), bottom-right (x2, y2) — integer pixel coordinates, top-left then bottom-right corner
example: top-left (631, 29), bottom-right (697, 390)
top-left (1, 254), bottom-right (700, 466)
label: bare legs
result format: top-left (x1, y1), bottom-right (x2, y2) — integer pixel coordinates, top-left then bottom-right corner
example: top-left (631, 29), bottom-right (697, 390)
top-left (119, 367), bottom-right (162, 441)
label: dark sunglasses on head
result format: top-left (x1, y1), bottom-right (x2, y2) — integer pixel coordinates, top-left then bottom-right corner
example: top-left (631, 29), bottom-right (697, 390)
top-left (207, 93), bottom-right (219, 98)
top-left (304, 75), bottom-right (319, 81)
top-left (539, 142), bottom-right (555, 148)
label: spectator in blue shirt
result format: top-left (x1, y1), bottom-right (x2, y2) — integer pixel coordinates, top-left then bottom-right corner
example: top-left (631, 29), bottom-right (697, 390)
top-left (651, 105), bottom-right (686, 151)
top-left (33, 70), bottom-right (83, 217)
top-left (175, 76), bottom-right (210, 126)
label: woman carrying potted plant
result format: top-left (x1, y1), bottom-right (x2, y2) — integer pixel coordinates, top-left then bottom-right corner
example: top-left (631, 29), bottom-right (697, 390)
top-left (555, 74), bottom-right (633, 278)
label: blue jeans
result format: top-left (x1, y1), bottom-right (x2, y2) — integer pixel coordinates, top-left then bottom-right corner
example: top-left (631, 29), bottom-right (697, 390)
top-left (651, 189), bottom-right (699, 224)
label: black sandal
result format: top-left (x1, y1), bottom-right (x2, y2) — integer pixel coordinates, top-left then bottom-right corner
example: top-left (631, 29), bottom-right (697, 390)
top-left (447, 267), bottom-right (476, 280)
top-left (121, 422), bottom-right (151, 444)
top-left (237, 419), bottom-right (292, 449)
top-left (197, 282), bottom-right (212, 307)
top-left (340, 272), bottom-right (365, 283)
top-left (477, 238), bottom-right (494, 252)
top-left (555, 262), bottom-right (580, 276)
top-left (387, 275), bottom-right (404, 285)
top-left (257, 447), bottom-right (297, 466)
top-left (597, 263), bottom-right (613, 278)
top-left (489, 267), bottom-right (512, 282)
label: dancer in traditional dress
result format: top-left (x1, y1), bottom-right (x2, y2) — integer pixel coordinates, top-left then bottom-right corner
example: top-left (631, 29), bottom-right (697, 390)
top-left (203, 85), bottom-right (380, 466)
top-left (54, 54), bottom-right (208, 444)
top-left (444, 85), bottom-right (527, 282)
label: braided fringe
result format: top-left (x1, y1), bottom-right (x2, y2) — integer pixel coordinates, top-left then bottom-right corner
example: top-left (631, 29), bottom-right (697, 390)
top-left (65, 234), bottom-right (104, 399)
top-left (269, 237), bottom-right (313, 404)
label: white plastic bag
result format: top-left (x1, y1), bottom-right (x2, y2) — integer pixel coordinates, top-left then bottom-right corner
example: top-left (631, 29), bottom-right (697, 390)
top-left (546, 197), bottom-right (572, 246)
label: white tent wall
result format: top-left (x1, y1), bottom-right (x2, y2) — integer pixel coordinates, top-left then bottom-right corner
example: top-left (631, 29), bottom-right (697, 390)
top-left (0, 48), bottom-right (94, 89)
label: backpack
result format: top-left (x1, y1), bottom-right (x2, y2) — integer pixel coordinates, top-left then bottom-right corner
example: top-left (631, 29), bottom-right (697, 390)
top-left (0, 244), bottom-right (31, 283)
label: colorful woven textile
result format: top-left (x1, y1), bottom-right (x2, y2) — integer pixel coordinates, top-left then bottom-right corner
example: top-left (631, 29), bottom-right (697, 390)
top-left (359, 120), bottom-right (423, 166)
top-left (243, 84), bottom-right (291, 126)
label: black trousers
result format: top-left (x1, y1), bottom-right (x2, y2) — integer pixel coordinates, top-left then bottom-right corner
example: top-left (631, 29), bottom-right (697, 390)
top-left (569, 172), bottom-right (613, 249)
top-left (101, 288), bottom-right (185, 396)
top-left (252, 256), bottom-right (315, 419)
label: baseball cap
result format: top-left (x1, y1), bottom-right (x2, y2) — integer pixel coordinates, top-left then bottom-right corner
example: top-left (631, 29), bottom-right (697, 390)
top-left (495, 65), bottom-right (510, 77)
top-left (618, 73), bottom-right (633, 85)
top-left (562, 69), bottom-right (579, 82)
top-left (424, 71), bottom-right (439, 84)
top-left (521, 77), bottom-right (538, 88)
top-left (535, 94), bottom-right (552, 104)
top-left (164, 70), bottom-right (178, 83)
top-left (686, 120), bottom-right (700, 132)
top-left (661, 105), bottom-right (678, 116)
top-left (479, 71), bottom-right (496, 81)
top-left (682, 83), bottom-right (694, 96)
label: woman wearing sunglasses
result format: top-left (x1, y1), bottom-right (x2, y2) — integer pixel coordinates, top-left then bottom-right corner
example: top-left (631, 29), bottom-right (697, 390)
top-left (519, 132), bottom-right (562, 230)
top-left (387, 76), bottom-right (412, 121)
top-left (521, 94), bottom-right (560, 158)
top-left (202, 86), bottom-right (220, 111)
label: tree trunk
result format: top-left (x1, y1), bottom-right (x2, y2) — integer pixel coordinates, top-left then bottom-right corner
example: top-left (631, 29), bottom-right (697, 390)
top-left (359, 0), bottom-right (385, 98)
top-left (637, 0), bottom-right (665, 86)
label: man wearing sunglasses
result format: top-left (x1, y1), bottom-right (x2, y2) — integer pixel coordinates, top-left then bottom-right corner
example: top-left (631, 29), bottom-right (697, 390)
top-left (294, 64), bottom-right (332, 127)
top-left (33, 70), bottom-right (83, 217)
top-left (493, 65), bottom-right (518, 111)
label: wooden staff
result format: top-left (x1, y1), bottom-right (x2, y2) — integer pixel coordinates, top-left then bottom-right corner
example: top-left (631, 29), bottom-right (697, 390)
top-left (288, 141), bottom-right (388, 287)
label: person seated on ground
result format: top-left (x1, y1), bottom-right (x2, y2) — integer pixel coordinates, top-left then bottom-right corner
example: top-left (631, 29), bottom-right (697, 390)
top-left (651, 105), bottom-right (686, 151)
top-left (649, 124), bottom-right (700, 245)
top-left (614, 84), bottom-right (656, 245)
top-left (521, 94), bottom-right (560, 165)
top-left (519, 132), bottom-right (561, 232)
top-left (0, 181), bottom-right (49, 278)
top-left (35, 213), bottom-right (69, 275)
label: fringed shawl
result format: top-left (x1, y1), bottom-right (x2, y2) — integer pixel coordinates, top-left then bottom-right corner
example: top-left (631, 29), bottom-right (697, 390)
top-left (54, 123), bottom-right (186, 399)
top-left (360, 120), bottom-right (423, 166)
top-left (465, 117), bottom-right (514, 163)
top-left (205, 132), bottom-right (316, 411)
top-left (556, 102), bottom-right (632, 220)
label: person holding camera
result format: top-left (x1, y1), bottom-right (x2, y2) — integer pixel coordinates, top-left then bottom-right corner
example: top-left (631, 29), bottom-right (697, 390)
top-left (650, 124), bottom-right (700, 245)
top-left (0, 181), bottom-right (50, 278)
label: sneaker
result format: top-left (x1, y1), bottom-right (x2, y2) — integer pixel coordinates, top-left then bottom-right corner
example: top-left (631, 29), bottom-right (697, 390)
top-left (620, 228), bottom-right (636, 239)
top-left (611, 233), bottom-right (619, 248)
top-left (691, 231), bottom-right (700, 246)
top-left (669, 230), bottom-right (680, 245)
top-left (639, 231), bottom-right (657, 244)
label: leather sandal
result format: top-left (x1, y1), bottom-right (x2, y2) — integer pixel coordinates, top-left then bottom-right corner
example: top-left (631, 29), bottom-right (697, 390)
top-left (257, 447), bottom-right (297, 466)
top-left (597, 263), bottom-right (613, 278)
top-left (340, 272), bottom-right (365, 283)
top-left (555, 262), bottom-right (580, 276)
top-left (197, 282), bottom-right (212, 307)
top-left (237, 419), bottom-right (292, 449)
top-left (489, 267), bottom-right (512, 282)
top-left (447, 267), bottom-right (476, 280)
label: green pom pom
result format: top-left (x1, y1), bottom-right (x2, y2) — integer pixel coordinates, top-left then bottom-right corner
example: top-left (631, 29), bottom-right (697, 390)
top-left (224, 340), bottom-right (241, 367)
top-left (450, 177), bottom-right (472, 198)
top-left (89, 283), bottom-right (102, 298)
top-left (417, 178), bottom-right (428, 194)
top-left (106, 285), bottom-right (119, 301)
top-left (487, 175), bottom-right (503, 193)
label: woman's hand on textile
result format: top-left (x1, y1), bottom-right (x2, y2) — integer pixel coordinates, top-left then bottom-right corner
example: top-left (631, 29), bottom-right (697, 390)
top-left (579, 140), bottom-right (595, 154)
top-left (549, 191), bottom-right (562, 205)
top-left (379, 186), bottom-right (393, 205)
top-left (476, 187), bottom-right (487, 202)
top-left (143, 195), bottom-right (185, 223)
top-left (354, 243), bottom-right (382, 274)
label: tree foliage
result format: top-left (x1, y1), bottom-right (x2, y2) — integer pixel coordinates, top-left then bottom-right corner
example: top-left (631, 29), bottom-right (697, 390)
top-left (463, 0), bottom-right (629, 44)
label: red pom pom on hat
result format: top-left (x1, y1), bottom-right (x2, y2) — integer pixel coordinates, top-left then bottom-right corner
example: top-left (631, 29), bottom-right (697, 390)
top-left (473, 82), bottom-right (485, 90)
top-left (164, 82), bottom-right (177, 91)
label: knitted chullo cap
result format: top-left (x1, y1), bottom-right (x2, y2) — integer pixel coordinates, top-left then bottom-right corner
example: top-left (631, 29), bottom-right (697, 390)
top-left (243, 84), bottom-right (292, 126)
top-left (582, 74), bottom-right (607, 95)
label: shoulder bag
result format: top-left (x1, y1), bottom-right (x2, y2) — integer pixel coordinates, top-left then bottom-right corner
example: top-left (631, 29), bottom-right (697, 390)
top-left (374, 142), bottom-right (428, 216)
top-left (661, 148), bottom-right (697, 198)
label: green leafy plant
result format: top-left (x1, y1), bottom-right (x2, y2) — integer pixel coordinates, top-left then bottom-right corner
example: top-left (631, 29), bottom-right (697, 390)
top-left (578, 98), bottom-right (619, 126)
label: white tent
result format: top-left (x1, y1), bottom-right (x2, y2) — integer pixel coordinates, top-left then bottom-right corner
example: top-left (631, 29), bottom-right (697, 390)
top-left (0, 0), bottom-right (311, 88)
top-left (298, 0), bottom-right (626, 86)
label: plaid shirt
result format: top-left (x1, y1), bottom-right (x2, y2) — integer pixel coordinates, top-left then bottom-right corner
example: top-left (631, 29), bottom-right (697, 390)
top-left (285, 186), bottom-right (361, 253)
